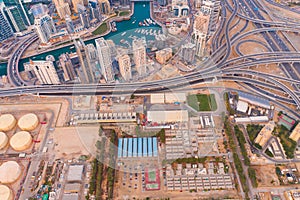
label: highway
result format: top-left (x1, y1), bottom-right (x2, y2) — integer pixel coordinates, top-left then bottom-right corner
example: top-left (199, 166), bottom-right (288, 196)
top-left (1, 0), bottom-right (300, 116)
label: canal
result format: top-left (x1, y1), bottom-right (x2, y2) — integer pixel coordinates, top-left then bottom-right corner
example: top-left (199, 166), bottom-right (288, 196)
top-left (0, 1), bottom-right (161, 76)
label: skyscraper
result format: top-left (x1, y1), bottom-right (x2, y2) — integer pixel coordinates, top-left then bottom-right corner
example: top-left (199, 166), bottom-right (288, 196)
top-left (2, 0), bottom-right (32, 33)
top-left (29, 60), bottom-right (60, 84)
top-left (192, 12), bottom-right (209, 56)
top-left (30, 3), bottom-right (48, 18)
top-left (118, 54), bottom-right (131, 81)
top-left (95, 38), bottom-right (114, 82)
top-left (65, 15), bottom-right (75, 33)
top-left (132, 37), bottom-right (147, 76)
top-left (0, 8), bottom-right (14, 42)
top-left (77, 4), bottom-right (90, 29)
top-left (72, 0), bottom-right (84, 13)
top-left (53, 0), bottom-right (71, 19)
top-left (98, 0), bottom-right (110, 15)
top-left (34, 14), bottom-right (56, 43)
top-left (59, 53), bottom-right (76, 82)
top-left (75, 39), bottom-right (95, 83)
top-left (180, 43), bottom-right (196, 63)
top-left (157, 0), bottom-right (167, 6)
top-left (88, 0), bottom-right (101, 21)
top-left (86, 44), bottom-right (101, 79)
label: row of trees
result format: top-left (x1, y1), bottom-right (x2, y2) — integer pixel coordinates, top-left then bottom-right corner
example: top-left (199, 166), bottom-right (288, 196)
top-left (234, 125), bottom-right (258, 189)
top-left (224, 117), bottom-right (249, 198)
top-left (107, 130), bottom-right (117, 199)
top-left (234, 126), bottom-right (250, 166)
top-left (88, 137), bottom-right (106, 200)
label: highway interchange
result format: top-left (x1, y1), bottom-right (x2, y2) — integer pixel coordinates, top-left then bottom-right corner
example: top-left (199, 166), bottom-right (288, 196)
top-left (2, 0), bottom-right (300, 120)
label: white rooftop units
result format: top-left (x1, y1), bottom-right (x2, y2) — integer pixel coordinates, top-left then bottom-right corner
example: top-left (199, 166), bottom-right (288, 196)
top-left (236, 100), bottom-right (248, 113)
top-left (66, 165), bottom-right (84, 182)
top-left (147, 110), bottom-right (188, 123)
top-left (75, 112), bottom-right (136, 123)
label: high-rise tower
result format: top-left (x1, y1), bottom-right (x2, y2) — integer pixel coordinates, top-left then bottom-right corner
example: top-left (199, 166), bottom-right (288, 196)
top-left (95, 38), bottom-right (114, 82)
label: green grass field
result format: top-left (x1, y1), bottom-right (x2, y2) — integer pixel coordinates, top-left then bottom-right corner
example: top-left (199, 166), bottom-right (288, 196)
top-left (92, 22), bottom-right (108, 35)
top-left (187, 94), bottom-right (217, 111)
top-left (148, 171), bottom-right (156, 182)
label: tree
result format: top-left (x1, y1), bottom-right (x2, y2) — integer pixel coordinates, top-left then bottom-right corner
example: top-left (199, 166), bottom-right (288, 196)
top-left (130, 94), bottom-right (135, 99)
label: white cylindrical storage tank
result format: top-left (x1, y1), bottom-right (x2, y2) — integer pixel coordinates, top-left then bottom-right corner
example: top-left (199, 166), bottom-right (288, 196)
top-left (0, 161), bottom-right (21, 184)
top-left (0, 185), bottom-right (13, 200)
top-left (17, 113), bottom-right (39, 131)
top-left (10, 131), bottom-right (32, 151)
top-left (0, 114), bottom-right (16, 132)
top-left (0, 132), bottom-right (8, 150)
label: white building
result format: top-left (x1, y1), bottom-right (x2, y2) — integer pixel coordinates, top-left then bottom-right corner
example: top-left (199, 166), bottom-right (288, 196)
top-left (29, 60), bottom-right (60, 84)
top-left (118, 54), bottom-right (131, 81)
top-left (95, 38), bottom-right (114, 82)
top-left (132, 37), bottom-right (147, 76)
top-left (34, 14), bottom-right (56, 43)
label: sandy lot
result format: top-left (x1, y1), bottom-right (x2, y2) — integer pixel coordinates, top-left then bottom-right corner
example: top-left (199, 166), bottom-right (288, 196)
top-left (52, 126), bottom-right (99, 159)
top-left (253, 164), bottom-right (280, 187)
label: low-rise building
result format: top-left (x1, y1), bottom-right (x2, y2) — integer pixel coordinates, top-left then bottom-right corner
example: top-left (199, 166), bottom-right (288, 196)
top-left (155, 48), bottom-right (172, 64)
top-left (289, 123), bottom-right (300, 142)
top-left (254, 121), bottom-right (275, 147)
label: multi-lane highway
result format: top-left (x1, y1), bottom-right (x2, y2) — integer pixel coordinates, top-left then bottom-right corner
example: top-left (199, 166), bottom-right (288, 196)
top-left (2, 0), bottom-right (300, 118)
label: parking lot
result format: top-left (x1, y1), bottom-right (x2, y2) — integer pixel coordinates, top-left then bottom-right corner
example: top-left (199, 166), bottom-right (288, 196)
top-left (115, 159), bottom-right (161, 199)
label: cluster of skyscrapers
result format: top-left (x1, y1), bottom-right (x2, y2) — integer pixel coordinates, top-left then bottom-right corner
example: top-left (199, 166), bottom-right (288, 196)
top-left (0, 0), bottom-right (112, 43)
top-left (25, 36), bottom-right (148, 84)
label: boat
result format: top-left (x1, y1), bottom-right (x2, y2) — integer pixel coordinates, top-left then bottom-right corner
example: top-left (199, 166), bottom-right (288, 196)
top-left (132, 20), bottom-right (136, 24)
top-left (121, 32), bottom-right (126, 36)
top-left (139, 22), bottom-right (143, 26)
top-left (120, 39), bottom-right (126, 44)
top-left (153, 21), bottom-right (156, 25)
top-left (70, 46), bottom-right (75, 49)
top-left (143, 4), bottom-right (145, 7)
